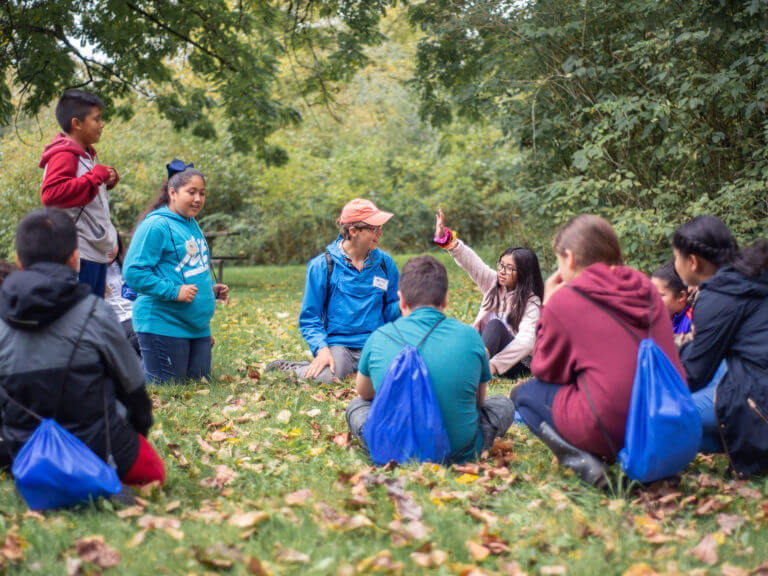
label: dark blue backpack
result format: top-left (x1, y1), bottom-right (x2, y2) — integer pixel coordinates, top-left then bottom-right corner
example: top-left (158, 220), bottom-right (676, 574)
top-left (570, 286), bottom-right (701, 483)
top-left (363, 318), bottom-right (454, 465)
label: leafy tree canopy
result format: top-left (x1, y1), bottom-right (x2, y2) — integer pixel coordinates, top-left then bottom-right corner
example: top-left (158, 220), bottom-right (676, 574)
top-left (0, 0), bottom-right (395, 163)
top-left (409, 0), bottom-right (768, 268)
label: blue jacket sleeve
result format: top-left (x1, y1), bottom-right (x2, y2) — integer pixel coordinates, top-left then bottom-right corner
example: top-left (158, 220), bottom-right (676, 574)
top-left (383, 255), bottom-right (401, 322)
top-left (299, 256), bottom-right (329, 355)
top-left (123, 220), bottom-right (180, 302)
top-left (680, 290), bottom-right (741, 392)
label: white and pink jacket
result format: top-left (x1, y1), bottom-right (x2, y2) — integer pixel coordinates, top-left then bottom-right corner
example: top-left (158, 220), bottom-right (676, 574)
top-left (447, 239), bottom-right (541, 374)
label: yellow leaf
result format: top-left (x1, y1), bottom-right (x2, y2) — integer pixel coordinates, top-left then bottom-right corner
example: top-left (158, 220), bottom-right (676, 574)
top-left (455, 473), bottom-right (479, 484)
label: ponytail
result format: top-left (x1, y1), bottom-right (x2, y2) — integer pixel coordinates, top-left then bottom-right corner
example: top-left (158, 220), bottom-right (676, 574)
top-left (133, 167), bottom-right (206, 230)
top-left (733, 239), bottom-right (768, 277)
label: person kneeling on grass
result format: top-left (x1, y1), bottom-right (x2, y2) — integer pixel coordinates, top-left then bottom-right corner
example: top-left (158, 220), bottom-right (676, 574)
top-left (0, 209), bottom-right (165, 485)
top-left (346, 255), bottom-right (516, 463)
top-left (267, 198), bottom-right (401, 384)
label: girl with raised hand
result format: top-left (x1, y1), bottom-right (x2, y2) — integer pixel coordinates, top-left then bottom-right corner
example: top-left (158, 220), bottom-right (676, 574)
top-left (123, 160), bottom-right (229, 385)
top-left (673, 215), bottom-right (768, 476)
top-left (434, 209), bottom-right (543, 379)
top-left (511, 215), bottom-right (682, 486)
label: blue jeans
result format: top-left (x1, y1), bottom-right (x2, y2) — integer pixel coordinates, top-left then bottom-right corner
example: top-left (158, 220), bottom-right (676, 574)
top-left (79, 259), bottom-right (107, 297)
top-left (692, 360), bottom-right (728, 453)
top-left (509, 378), bottom-right (559, 433)
top-left (138, 332), bottom-right (212, 385)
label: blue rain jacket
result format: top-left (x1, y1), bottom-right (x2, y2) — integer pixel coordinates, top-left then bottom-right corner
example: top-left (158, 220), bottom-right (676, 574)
top-left (299, 238), bottom-right (400, 355)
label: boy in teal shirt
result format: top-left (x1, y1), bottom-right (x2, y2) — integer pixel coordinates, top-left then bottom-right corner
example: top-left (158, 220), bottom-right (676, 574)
top-left (347, 255), bottom-right (516, 462)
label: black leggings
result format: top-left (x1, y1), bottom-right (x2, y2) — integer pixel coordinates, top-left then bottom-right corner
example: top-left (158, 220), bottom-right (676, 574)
top-left (509, 378), bottom-right (559, 433)
top-left (481, 318), bottom-right (530, 379)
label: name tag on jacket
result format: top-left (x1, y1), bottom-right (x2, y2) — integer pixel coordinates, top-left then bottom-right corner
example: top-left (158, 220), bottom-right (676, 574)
top-left (372, 276), bottom-right (388, 291)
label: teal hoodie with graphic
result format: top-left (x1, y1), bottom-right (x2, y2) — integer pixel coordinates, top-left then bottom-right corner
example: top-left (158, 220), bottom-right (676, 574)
top-left (123, 206), bottom-right (216, 338)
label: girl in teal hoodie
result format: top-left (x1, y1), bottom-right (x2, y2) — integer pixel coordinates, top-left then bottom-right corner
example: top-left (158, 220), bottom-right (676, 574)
top-left (124, 160), bottom-right (229, 384)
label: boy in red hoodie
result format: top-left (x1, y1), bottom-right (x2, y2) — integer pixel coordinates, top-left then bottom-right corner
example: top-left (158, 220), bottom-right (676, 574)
top-left (39, 89), bottom-right (120, 297)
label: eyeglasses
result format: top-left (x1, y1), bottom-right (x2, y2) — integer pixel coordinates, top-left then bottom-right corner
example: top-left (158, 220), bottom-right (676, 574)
top-left (353, 225), bottom-right (382, 232)
top-left (496, 262), bottom-right (518, 274)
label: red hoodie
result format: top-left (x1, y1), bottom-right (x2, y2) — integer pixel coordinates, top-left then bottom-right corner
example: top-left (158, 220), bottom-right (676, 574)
top-left (39, 133), bottom-right (117, 208)
top-left (531, 263), bottom-right (685, 457)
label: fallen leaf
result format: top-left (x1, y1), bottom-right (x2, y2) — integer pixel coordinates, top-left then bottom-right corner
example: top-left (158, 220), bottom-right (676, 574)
top-left (200, 465), bottom-right (237, 489)
top-left (540, 566), bottom-right (567, 575)
top-left (247, 556), bottom-right (269, 575)
top-left (194, 543), bottom-right (243, 569)
top-left (306, 408), bottom-right (321, 418)
top-left (276, 410), bottom-right (291, 424)
top-left (137, 514), bottom-right (184, 540)
top-left (411, 549), bottom-right (448, 568)
top-left (196, 435), bottom-right (216, 454)
top-left (65, 557), bottom-right (83, 576)
top-left (273, 544), bottom-right (310, 564)
top-left (248, 368), bottom-right (261, 380)
top-left (0, 533), bottom-right (24, 561)
top-left (166, 443), bottom-right (189, 466)
top-left (716, 513), bottom-right (745, 535)
top-left (455, 473), bottom-right (479, 484)
top-left (355, 550), bottom-right (404, 573)
top-left (332, 433), bottom-right (350, 448)
top-left (622, 563), bottom-right (659, 576)
top-left (164, 500), bottom-right (181, 513)
top-left (687, 534), bottom-right (719, 566)
top-left (284, 489), bottom-right (313, 506)
top-left (466, 540), bottom-right (490, 561)
top-left (720, 563), bottom-right (749, 576)
top-left (75, 536), bottom-right (121, 569)
top-left (228, 511), bottom-right (269, 528)
top-left (496, 560), bottom-right (527, 575)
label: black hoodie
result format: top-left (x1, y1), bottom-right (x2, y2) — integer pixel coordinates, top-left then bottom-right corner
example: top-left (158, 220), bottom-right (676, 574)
top-left (0, 263), bottom-right (150, 475)
top-left (681, 266), bottom-right (768, 477)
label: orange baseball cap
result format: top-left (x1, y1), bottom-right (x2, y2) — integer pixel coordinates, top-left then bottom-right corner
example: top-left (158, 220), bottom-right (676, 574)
top-left (338, 198), bottom-right (393, 226)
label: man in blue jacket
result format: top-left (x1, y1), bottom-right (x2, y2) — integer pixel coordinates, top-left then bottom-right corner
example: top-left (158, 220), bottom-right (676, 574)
top-left (268, 199), bottom-right (401, 384)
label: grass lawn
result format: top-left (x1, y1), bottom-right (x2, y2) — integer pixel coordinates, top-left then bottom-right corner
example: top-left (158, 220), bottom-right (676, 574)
top-left (0, 257), bottom-right (766, 575)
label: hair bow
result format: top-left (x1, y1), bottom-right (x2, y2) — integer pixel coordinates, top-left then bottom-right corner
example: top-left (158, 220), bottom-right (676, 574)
top-left (166, 158), bottom-right (195, 178)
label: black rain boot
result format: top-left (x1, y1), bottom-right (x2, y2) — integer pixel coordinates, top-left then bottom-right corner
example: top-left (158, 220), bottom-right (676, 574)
top-left (537, 422), bottom-right (610, 488)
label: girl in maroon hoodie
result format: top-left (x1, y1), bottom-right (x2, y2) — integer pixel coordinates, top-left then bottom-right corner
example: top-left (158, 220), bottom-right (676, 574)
top-left (511, 215), bottom-right (684, 486)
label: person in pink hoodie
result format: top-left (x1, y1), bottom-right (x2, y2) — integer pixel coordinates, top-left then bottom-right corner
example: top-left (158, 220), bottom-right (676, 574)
top-left (510, 215), bottom-right (684, 486)
top-left (39, 89), bottom-right (120, 297)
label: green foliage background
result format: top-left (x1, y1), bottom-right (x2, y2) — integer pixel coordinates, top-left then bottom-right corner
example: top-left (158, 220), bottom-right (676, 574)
top-left (3, 4), bottom-right (768, 272)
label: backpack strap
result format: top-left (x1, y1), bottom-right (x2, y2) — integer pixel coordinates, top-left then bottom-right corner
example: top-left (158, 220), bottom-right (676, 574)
top-left (578, 372), bottom-right (618, 460)
top-left (379, 258), bottom-right (388, 312)
top-left (323, 250), bottom-right (334, 329)
top-left (567, 285), bottom-right (645, 342)
top-left (416, 316), bottom-right (445, 349)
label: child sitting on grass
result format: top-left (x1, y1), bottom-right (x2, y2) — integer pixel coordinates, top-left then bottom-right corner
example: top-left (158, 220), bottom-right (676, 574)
top-left (650, 261), bottom-right (693, 342)
top-left (673, 215), bottom-right (768, 475)
top-left (0, 209), bottom-right (164, 485)
top-left (123, 160), bottom-right (229, 385)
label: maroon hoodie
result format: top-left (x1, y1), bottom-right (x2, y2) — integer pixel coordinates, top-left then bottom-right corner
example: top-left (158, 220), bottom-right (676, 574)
top-left (531, 263), bottom-right (685, 457)
top-left (39, 133), bottom-right (116, 208)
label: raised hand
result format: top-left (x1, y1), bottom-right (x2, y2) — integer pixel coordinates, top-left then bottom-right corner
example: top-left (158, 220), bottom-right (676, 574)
top-left (435, 208), bottom-right (447, 239)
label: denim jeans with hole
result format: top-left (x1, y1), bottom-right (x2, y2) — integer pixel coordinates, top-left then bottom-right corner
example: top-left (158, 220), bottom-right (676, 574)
top-left (138, 332), bottom-right (212, 385)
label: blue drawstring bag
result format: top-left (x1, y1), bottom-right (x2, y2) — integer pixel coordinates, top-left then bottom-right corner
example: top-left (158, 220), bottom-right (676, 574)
top-left (570, 286), bottom-right (701, 483)
top-left (12, 419), bottom-right (122, 510)
top-left (618, 339), bottom-right (702, 483)
top-left (363, 318), bottom-right (452, 465)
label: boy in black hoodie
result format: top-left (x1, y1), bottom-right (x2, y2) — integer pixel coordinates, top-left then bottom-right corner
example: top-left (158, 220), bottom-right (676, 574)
top-left (0, 209), bottom-right (165, 485)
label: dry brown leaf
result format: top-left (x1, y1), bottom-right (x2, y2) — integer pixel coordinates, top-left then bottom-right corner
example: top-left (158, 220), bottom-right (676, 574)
top-left (196, 435), bottom-right (216, 454)
top-left (229, 511), bottom-right (269, 528)
top-left (695, 496), bottom-right (728, 516)
top-left (273, 545), bottom-right (310, 564)
top-left (194, 543), bottom-right (243, 569)
top-left (716, 513), bottom-right (745, 535)
top-left (750, 562), bottom-right (768, 576)
top-left (496, 560), bottom-right (527, 575)
top-left (411, 549), bottom-right (448, 568)
top-left (332, 433), bottom-right (350, 448)
top-left (0, 533), bottom-right (24, 561)
top-left (65, 557), bottom-right (83, 576)
top-left (200, 465), bottom-right (237, 489)
top-left (75, 536), bottom-right (121, 569)
top-left (720, 563), bottom-right (749, 576)
top-left (468, 506), bottom-right (497, 525)
top-left (687, 534), bottom-right (719, 566)
top-left (126, 530), bottom-right (147, 548)
top-left (137, 514), bottom-right (184, 540)
top-left (622, 563), bottom-right (659, 576)
top-left (355, 550), bottom-right (404, 573)
top-left (164, 500), bottom-right (181, 513)
top-left (540, 566), bottom-right (567, 575)
top-left (276, 410), bottom-right (291, 424)
top-left (466, 540), bottom-right (490, 561)
top-left (166, 443), bottom-right (188, 466)
top-left (284, 489), bottom-right (313, 506)
top-left (246, 556), bottom-right (269, 575)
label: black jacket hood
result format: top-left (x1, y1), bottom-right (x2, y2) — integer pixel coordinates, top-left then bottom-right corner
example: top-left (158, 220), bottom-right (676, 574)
top-left (0, 262), bottom-right (90, 329)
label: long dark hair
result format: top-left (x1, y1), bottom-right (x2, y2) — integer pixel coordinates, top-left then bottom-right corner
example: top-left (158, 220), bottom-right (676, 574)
top-left (133, 167), bottom-right (206, 230)
top-left (490, 246), bottom-right (544, 332)
top-left (673, 215), bottom-right (768, 277)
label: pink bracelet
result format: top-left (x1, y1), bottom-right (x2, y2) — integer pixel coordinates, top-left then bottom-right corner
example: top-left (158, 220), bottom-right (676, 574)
top-left (434, 228), bottom-right (452, 246)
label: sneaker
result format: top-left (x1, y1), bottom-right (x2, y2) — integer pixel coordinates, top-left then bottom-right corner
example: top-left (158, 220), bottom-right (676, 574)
top-left (266, 359), bottom-right (303, 373)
